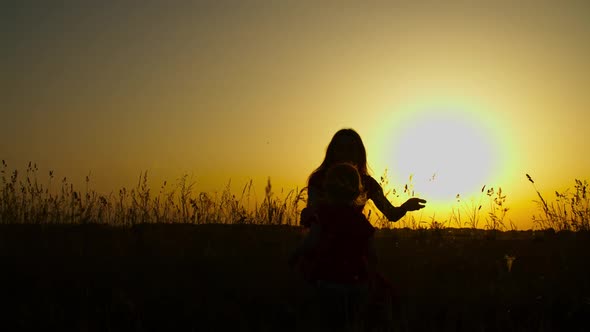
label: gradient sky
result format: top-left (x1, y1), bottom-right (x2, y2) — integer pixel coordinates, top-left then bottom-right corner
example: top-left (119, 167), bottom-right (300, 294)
top-left (3, 1), bottom-right (589, 229)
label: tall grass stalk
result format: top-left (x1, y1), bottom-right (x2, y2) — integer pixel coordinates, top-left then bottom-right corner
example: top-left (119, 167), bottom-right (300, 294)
top-left (451, 185), bottom-right (487, 229)
top-left (527, 174), bottom-right (589, 231)
top-left (368, 171), bottom-right (424, 229)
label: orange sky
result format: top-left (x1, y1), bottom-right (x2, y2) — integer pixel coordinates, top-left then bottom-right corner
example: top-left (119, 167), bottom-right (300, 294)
top-left (3, 1), bottom-right (589, 229)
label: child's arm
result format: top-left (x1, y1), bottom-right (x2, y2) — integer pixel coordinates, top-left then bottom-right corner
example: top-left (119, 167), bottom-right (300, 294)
top-left (367, 236), bottom-right (378, 275)
top-left (366, 237), bottom-right (381, 292)
top-left (288, 221), bottom-right (321, 267)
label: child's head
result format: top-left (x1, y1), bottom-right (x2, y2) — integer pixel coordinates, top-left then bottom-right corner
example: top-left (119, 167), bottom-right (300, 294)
top-left (323, 162), bottom-right (362, 205)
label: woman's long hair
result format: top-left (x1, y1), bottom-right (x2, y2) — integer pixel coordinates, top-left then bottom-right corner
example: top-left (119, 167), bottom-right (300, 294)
top-left (309, 128), bottom-right (369, 185)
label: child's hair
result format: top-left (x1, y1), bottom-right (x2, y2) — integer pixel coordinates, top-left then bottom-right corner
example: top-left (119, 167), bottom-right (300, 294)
top-left (323, 162), bottom-right (363, 205)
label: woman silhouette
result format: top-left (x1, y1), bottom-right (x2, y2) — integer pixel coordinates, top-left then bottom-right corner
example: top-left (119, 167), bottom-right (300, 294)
top-left (291, 128), bottom-right (426, 330)
top-left (301, 128), bottom-right (426, 227)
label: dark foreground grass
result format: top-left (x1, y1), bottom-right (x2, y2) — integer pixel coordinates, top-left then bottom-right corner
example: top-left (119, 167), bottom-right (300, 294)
top-left (1, 224), bottom-right (589, 331)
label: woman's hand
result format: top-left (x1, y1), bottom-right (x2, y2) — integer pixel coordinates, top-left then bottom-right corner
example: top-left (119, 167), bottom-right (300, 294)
top-left (401, 198), bottom-right (427, 211)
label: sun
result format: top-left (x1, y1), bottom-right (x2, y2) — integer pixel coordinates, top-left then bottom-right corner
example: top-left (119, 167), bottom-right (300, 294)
top-left (387, 108), bottom-right (500, 202)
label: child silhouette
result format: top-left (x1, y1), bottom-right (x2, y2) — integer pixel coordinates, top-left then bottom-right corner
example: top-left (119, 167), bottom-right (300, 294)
top-left (289, 162), bottom-right (378, 331)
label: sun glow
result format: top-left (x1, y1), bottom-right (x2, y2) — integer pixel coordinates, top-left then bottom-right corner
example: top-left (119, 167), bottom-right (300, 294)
top-left (384, 106), bottom-right (502, 204)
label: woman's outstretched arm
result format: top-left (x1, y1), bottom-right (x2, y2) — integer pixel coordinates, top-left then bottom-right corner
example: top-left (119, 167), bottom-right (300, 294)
top-left (365, 176), bottom-right (426, 222)
top-left (370, 185), bottom-right (407, 222)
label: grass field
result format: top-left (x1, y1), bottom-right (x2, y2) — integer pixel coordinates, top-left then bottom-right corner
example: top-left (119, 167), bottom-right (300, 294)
top-left (2, 161), bottom-right (589, 231)
top-left (1, 162), bottom-right (589, 330)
